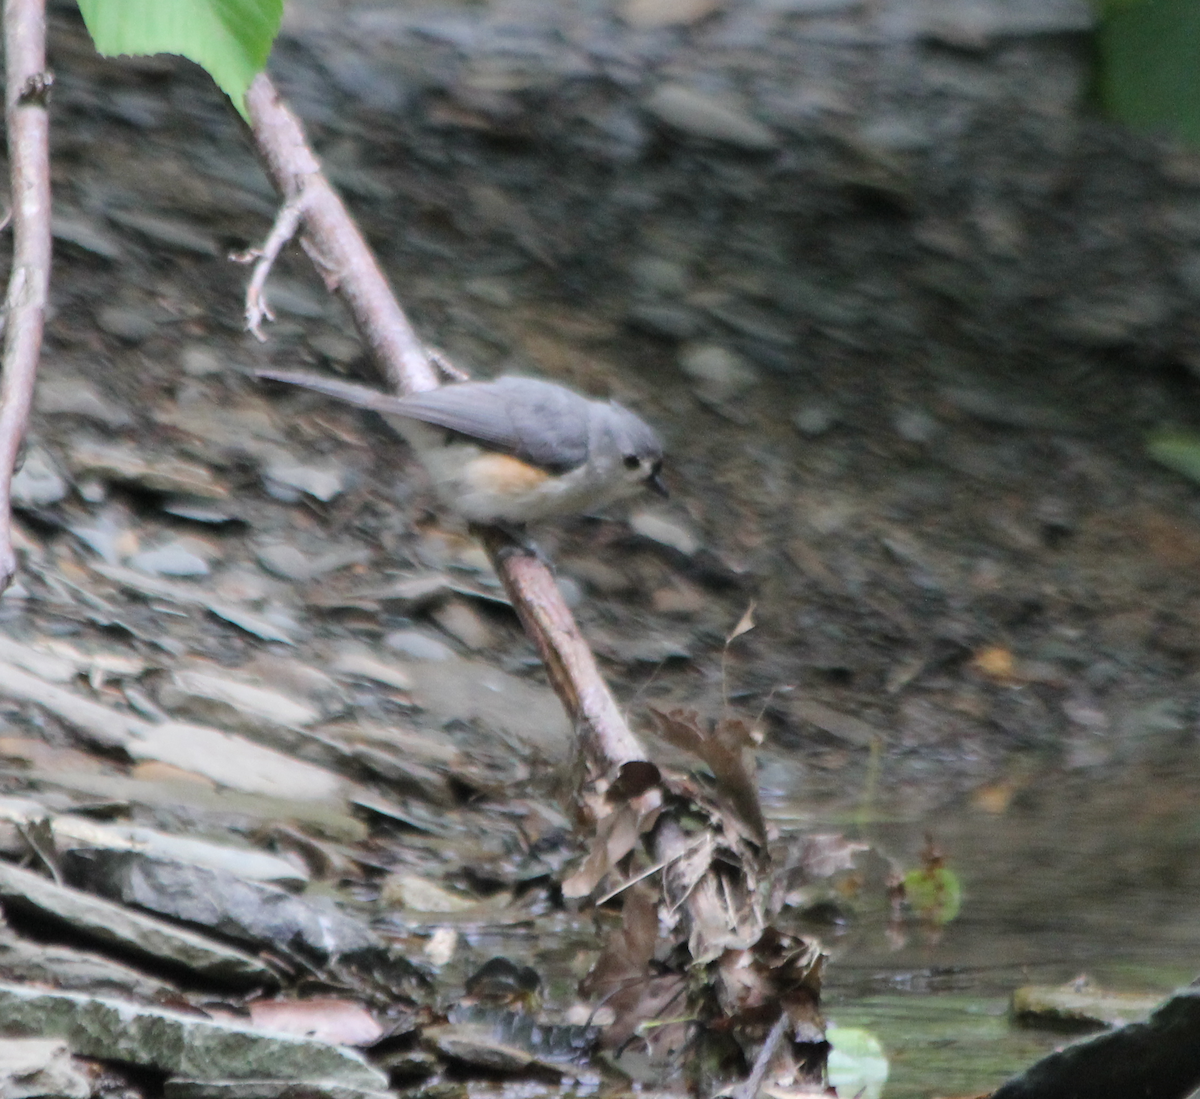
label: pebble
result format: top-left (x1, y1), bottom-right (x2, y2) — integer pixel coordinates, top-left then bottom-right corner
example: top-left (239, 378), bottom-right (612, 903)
top-left (262, 460), bottom-right (348, 503)
top-left (630, 255), bottom-right (690, 297)
top-left (264, 277), bottom-right (330, 319)
top-left (67, 442), bottom-right (228, 499)
top-left (179, 345), bottom-right (226, 377)
top-left (10, 448), bottom-right (67, 509)
top-left (939, 384), bottom-right (1076, 432)
top-left (566, 558), bottom-right (638, 596)
top-left (626, 302), bottom-right (703, 340)
top-left (793, 404), bottom-right (837, 437)
top-left (629, 509), bottom-right (701, 556)
top-left (644, 84), bottom-right (777, 151)
top-left (678, 342), bottom-right (758, 399)
top-left (105, 209), bottom-right (220, 256)
top-left (36, 375), bottom-right (131, 427)
top-left (759, 0), bottom-right (859, 10)
top-left (96, 305), bottom-right (157, 344)
top-left (705, 299), bottom-right (796, 347)
top-left (384, 629), bottom-right (457, 662)
top-left (128, 543), bottom-right (211, 578)
top-left (430, 599), bottom-right (496, 651)
top-left (51, 212), bottom-right (123, 260)
top-left (330, 648), bottom-right (414, 691)
top-left (893, 407), bottom-right (940, 443)
top-left (463, 277), bottom-right (515, 308)
top-left (257, 544), bottom-right (316, 581)
top-left (619, 0), bottom-right (721, 27)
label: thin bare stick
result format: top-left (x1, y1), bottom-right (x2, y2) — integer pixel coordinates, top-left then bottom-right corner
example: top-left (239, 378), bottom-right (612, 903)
top-left (0, 0), bottom-right (52, 594)
top-left (234, 192), bottom-right (306, 340)
top-left (242, 74), bottom-right (648, 794)
top-left (244, 74), bottom-right (436, 397)
top-left (734, 1011), bottom-right (790, 1099)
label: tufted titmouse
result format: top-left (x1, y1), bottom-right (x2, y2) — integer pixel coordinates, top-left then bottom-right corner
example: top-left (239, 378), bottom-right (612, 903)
top-left (258, 370), bottom-right (667, 525)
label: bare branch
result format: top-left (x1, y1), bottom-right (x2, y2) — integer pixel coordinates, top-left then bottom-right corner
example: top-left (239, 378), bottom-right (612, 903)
top-left (242, 74), bottom-right (647, 798)
top-left (0, 0), bottom-right (53, 594)
top-left (480, 527), bottom-right (649, 777)
top-left (243, 75), bottom-right (436, 397)
top-left (232, 193), bottom-right (306, 341)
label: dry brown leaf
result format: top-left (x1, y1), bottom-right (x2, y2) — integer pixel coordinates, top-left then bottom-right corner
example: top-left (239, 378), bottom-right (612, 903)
top-left (582, 888), bottom-right (689, 1055)
top-left (651, 708), bottom-right (767, 849)
top-left (727, 601), bottom-right (756, 643)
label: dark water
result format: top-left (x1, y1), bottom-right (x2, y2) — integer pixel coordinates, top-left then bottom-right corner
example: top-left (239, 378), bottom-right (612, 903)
top-left (763, 750), bottom-right (1200, 1096)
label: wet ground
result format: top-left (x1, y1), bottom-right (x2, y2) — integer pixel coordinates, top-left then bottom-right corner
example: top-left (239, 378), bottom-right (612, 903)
top-left (0, 0), bottom-right (1198, 1096)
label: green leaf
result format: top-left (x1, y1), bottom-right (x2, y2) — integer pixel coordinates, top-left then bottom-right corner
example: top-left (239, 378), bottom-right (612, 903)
top-left (826, 1026), bottom-right (889, 1099)
top-left (1148, 429), bottom-right (1200, 483)
top-left (903, 863), bottom-right (962, 926)
top-left (76, 0), bottom-right (283, 119)
top-left (1094, 0), bottom-right (1200, 148)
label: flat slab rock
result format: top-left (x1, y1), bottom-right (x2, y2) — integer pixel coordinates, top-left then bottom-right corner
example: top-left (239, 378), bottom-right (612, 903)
top-left (165, 1081), bottom-right (394, 1099)
top-left (0, 1037), bottom-right (89, 1099)
top-left (0, 984), bottom-right (387, 1090)
top-left (0, 861), bottom-right (275, 989)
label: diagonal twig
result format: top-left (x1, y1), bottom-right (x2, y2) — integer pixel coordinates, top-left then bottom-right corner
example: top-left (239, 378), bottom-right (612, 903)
top-left (242, 73), bottom-right (648, 796)
top-left (0, 0), bottom-right (53, 594)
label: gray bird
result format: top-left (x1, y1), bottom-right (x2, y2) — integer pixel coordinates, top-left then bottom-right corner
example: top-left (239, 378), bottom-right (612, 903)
top-left (258, 370), bottom-right (667, 524)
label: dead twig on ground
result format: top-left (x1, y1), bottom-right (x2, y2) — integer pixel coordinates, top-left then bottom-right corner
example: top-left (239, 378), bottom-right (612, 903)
top-left (0, 0), bottom-right (52, 594)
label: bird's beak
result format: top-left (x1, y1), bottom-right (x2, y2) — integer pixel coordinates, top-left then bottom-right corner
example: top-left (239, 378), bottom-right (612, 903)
top-left (647, 470), bottom-right (669, 498)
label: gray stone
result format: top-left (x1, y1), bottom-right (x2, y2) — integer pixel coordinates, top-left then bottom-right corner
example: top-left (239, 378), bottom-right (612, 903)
top-left (262, 460), bottom-right (347, 503)
top-left (678, 342), bottom-right (758, 398)
top-left (96, 305), bottom-right (158, 343)
top-left (619, 0), bottom-right (721, 28)
top-left (180, 345), bottom-right (227, 377)
top-left (165, 1081), bottom-right (394, 1099)
top-left (106, 209), bottom-right (221, 256)
top-left (893, 407), bottom-right (940, 443)
top-left (939, 384), bottom-right (1077, 431)
top-left (630, 255), bottom-right (689, 296)
top-left (10, 447), bottom-right (67, 509)
top-left (644, 84), bottom-right (777, 150)
top-left (792, 404), bottom-right (837, 437)
top-left (629, 510), bottom-right (701, 556)
top-left (626, 302), bottom-right (704, 340)
top-left (35, 375), bottom-right (131, 427)
top-left (383, 629), bottom-right (457, 662)
top-left (0, 1038), bottom-right (88, 1099)
top-left (0, 928), bottom-right (177, 1001)
top-left (67, 441), bottom-right (228, 498)
top-left (63, 851), bottom-right (386, 971)
top-left (408, 659), bottom-right (571, 760)
top-left (706, 299), bottom-right (796, 347)
top-left (129, 544), bottom-right (211, 578)
top-left (51, 212), bottom-right (123, 260)
top-left (0, 862), bottom-right (275, 988)
top-left (0, 984), bottom-right (386, 1088)
top-left (258, 544), bottom-right (317, 581)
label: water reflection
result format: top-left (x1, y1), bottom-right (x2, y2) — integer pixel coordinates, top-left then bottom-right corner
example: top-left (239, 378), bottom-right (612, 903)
top-left (764, 751), bottom-right (1200, 1095)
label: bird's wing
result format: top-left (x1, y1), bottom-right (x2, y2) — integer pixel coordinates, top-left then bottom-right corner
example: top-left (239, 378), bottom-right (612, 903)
top-left (400, 378), bottom-right (590, 472)
top-left (258, 372), bottom-right (591, 472)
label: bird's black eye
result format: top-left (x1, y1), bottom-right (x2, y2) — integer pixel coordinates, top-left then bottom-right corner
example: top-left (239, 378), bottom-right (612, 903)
top-left (623, 454), bottom-right (640, 470)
